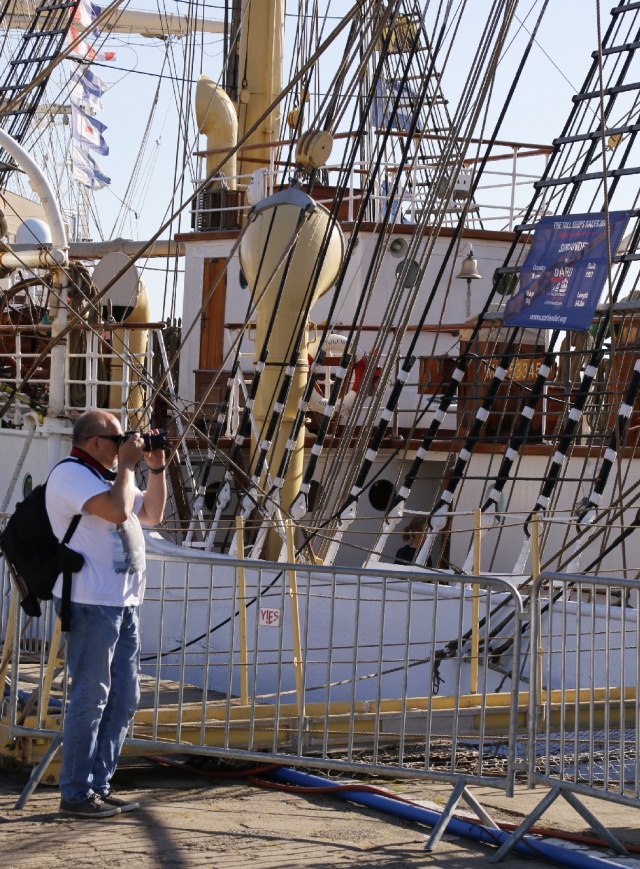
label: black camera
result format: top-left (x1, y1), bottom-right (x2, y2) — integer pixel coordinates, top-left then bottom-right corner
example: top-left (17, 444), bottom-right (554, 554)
top-left (125, 429), bottom-right (169, 451)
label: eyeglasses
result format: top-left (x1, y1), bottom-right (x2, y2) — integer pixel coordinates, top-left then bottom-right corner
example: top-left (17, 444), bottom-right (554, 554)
top-left (90, 433), bottom-right (126, 446)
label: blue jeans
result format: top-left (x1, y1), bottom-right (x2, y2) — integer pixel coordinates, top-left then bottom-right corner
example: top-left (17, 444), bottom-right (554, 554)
top-left (54, 599), bottom-right (141, 802)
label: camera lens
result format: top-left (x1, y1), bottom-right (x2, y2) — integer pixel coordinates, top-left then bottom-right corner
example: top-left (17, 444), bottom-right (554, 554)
top-left (125, 430), bottom-right (169, 451)
top-left (144, 430), bottom-right (169, 451)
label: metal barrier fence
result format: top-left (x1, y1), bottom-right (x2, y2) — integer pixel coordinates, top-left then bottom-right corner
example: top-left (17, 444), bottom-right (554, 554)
top-left (1, 542), bottom-right (524, 802)
top-left (6, 544), bottom-right (640, 854)
top-left (491, 571), bottom-right (640, 861)
top-left (528, 571), bottom-right (640, 806)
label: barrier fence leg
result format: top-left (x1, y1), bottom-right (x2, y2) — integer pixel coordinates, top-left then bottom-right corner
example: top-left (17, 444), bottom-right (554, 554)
top-left (492, 784), bottom-right (630, 862)
top-left (13, 731), bottom-right (63, 810)
top-left (425, 779), bottom-right (467, 851)
top-left (491, 784), bottom-right (562, 862)
top-left (461, 787), bottom-right (500, 829)
top-left (490, 783), bottom-right (629, 862)
top-left (425, 781), bottom-right (499, 851)
top-left (426, 780), bottom-right (502, 851)
top-left (560, 790), bottom-right (628, 856)
top-left (0, 588), bottom-right (17, 692)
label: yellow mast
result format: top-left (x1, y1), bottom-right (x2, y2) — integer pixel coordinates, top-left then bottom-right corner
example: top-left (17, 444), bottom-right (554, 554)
top-left (236, 0), bottom-right (285, 177)
top-left (233, 2), bottom-right (343, 558)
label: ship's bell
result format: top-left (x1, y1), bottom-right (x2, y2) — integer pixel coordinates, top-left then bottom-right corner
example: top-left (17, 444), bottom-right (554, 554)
top-left (456, 249), bottom-right (481, 281)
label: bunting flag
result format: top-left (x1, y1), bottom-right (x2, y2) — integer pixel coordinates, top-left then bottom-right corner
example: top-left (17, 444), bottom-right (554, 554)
top-left (72, 144), bottom-right (111, 189)
top-left (68, 5), bottom-right (111, 189)
top-left (69, 1), bottom-right (115, 64)
top-left (69, 24), bottom-right (116, 61)
top-left (70, 67), bottom-right (106, 112)
top-left (71, 102), bottom-right (109, 155)
top-left (73, 0), bottom-right (101, 37)
top-left (70, 63), bottom-right (106, 100)
top-left (70, 63), bottom-right (106, 112)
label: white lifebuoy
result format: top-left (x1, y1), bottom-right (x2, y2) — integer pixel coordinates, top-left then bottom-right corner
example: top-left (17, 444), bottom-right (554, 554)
top-left (307, 332), bottom-right (367, 416)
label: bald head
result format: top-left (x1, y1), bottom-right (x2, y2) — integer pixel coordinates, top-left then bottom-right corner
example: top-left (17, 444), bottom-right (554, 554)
top-left (72, 410), bottom-right (121, 445)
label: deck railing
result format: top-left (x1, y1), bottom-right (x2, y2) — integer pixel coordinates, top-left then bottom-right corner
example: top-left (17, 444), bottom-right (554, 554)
top-left (192, 142), bottom-right (550, 233)
top-left (0, 322), bottom-right (166, 431)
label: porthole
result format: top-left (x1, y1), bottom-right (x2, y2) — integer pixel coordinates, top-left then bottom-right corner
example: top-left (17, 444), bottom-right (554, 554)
top-left (368, 479), bottom-right (395, 512)
top-left (395, 258), bottom-right (420, 288)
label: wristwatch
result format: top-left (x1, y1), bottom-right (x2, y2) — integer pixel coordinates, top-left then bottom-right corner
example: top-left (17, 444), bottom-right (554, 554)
top-left (149, 465), bottom-right (166, 475)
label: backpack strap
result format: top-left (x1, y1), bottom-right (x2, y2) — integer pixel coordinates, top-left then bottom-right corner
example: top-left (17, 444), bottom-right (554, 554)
top-left (57, 455), bottom-right (104, 482)
top-left (59, 513), bottom-right (82, 632)
top-left (51, 458), bottom-right (103, 631)
top-left (62, 512), bottom-right (82, 544)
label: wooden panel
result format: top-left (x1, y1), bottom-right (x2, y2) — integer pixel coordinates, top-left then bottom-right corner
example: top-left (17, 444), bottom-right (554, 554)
top-left (199, 258), bottom-right (227, 370)
top-left (418, 355), bottom-right (457, 394)
top-left (458, 338), bottom-right (545, 440)
top-left (275, 184), bottom-right (364, 222)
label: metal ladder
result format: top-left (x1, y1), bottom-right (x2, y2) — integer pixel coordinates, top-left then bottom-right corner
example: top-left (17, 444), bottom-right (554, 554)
top-left (0, 0), bottom-right (81, 187)
top-left (375, 6), bottom-right (480, 226)
top-left (500, 0), bottom-right (640, 267)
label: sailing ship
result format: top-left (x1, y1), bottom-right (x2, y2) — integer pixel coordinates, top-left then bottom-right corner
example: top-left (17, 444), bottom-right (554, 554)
top-left (1, 0), bottom-right (640, 702)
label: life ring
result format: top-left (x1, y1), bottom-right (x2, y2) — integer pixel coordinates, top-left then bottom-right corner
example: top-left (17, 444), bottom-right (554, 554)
top-left (307, 332), bottom-right (367, 416)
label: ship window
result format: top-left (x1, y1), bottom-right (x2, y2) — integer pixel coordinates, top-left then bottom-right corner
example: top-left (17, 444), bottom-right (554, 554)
top-left (494, 271), bottom-right (518, 296)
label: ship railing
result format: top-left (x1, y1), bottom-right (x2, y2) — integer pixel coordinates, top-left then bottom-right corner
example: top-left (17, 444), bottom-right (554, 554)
top-left (222, 313), bottom-right (640, 442)
top-left (221, 321), bottom-right (461, 438)
top-left (1, 543), bottom-right (527, 826)
top-left (494, 571), bottom-right (640, 860)
top-left (192, 140), bottom-right (550, 231)
top-left (0, 322), bottom-right (168, 432)
top-left (190, 170), bottom-right (264, 232)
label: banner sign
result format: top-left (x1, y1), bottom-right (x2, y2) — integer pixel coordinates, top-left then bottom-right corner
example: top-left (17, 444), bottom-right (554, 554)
top-left (503, 212), bottom-right (629, 331)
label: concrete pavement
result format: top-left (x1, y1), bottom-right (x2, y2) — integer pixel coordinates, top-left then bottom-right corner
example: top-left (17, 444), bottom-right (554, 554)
top-left (1, 758), bottom-right (640, 868)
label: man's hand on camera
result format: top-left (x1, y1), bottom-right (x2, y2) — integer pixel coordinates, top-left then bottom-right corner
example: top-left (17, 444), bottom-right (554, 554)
top-left (143, 429), bottom-right (165, 471)
top-left (118, 432), bottom-right (144, 468)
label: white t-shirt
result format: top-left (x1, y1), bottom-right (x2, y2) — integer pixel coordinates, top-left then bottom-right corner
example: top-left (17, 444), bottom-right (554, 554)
top-left (46, 459), bottom-right (146, 607)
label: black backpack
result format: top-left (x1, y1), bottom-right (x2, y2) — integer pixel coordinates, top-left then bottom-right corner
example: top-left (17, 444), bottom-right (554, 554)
top-left (0, 458), bottom-right (97, 630)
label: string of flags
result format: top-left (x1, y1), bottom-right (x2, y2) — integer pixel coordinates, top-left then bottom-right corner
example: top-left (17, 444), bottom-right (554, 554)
top-left (69, 0), bottom-right (114, 190)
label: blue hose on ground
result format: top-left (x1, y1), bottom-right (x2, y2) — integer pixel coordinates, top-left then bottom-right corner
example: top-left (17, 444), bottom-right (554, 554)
top-left (267, 768), bottom-right (626, 869)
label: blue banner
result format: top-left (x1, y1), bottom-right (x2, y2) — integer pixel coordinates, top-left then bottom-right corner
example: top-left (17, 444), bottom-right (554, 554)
top-left (503, 212), bottom-right (629, 331)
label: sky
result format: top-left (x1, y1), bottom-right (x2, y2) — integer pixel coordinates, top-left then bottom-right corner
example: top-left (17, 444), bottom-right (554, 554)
top-left (20, 1), bottom-right (617, 320)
